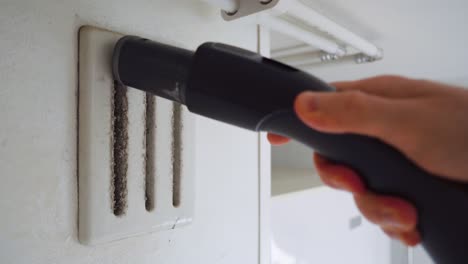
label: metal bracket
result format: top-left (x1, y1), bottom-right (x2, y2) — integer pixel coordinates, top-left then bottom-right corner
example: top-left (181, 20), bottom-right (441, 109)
top-left (222, 0), bottom-right (280, 21)
top-left (354, 52), bottom-right (382, 64)
top-left (214, 0), bottom-right (383, 63)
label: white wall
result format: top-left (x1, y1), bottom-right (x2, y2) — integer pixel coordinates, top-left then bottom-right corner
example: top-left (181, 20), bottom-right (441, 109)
top-left (0, 1), bottom-right (261, 263)
top-left (271, 188), bottom-right (394, 264)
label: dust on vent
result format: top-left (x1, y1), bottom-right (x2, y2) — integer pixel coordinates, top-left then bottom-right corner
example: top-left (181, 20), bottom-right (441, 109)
top-left (78, 26), bottom-right (194, 245)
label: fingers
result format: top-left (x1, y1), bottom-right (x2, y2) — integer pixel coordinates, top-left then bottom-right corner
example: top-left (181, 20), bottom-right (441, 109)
top-left (314, 154), bottom-right (421, 246)
top-left (399, 230), bottom-right (421, 246)
top-left (313, 154), bottom-right (365, 194)
top-left (267, 133), bottom-right (290, 145)
top-left (331, 75), bottom-right (428, 99)
top-left (315, 154), bottom-right (418, 232)
top-left (354, 193), bottom-right (418, 232)
top-left (294, 90), bottom-right (406, 138)
top-left (353, 191), bottom-right (420, 246)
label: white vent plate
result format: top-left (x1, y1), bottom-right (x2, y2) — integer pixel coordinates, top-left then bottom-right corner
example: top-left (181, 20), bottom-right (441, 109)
top-left (78, 26), bottom-right (194, 245)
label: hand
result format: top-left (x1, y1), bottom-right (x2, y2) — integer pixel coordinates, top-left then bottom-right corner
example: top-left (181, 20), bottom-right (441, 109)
top-left (268, 75), bottom-right (468, 246)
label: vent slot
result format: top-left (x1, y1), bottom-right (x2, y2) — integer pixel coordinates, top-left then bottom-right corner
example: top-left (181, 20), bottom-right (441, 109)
top-left (112, 81), bottom-right (128, 216)
top-left (145, 94), bottom-right (156, 211)
top-left (172, 103), bottom-right (182, 207)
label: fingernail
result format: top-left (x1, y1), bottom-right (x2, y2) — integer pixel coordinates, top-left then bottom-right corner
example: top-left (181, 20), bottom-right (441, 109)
top-left (297, 92), bottom-right (319, 113)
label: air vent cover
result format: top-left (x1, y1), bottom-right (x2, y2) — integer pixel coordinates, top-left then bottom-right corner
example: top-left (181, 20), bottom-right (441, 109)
top-left (78, 26), bottom-right (195, 245)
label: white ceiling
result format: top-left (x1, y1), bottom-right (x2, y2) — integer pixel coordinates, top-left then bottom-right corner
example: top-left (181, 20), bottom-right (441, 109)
top-left (272, 0), bottom-right (468, 169)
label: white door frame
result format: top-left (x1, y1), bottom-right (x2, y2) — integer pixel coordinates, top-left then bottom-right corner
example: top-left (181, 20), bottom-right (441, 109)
top-left (258, 25), bottom-right (272, 264)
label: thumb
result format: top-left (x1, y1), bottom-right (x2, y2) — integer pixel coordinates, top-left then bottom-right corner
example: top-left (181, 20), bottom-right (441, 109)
top-left (294, 90), bottom-right (398, 138)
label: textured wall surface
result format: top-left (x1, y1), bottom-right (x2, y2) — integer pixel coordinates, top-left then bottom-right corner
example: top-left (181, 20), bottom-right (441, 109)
top-left (0, 1), bottom-right (260, 263)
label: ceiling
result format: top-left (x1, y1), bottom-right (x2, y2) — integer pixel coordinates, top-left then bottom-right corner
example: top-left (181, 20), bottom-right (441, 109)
top-left (271, 0), bottom-right (468, 169)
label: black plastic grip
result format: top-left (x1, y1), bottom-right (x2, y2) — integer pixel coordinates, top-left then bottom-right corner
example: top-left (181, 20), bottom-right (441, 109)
top-left (113, 38), bottom-right (468, 263)
top-left (259, 110), bottom-right (468, 264)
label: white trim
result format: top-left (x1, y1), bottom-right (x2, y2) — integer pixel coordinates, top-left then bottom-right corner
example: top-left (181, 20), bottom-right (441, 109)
top-left (258, 14), bottom-right (346, 56)
top-left (257, 25), bottom-right (272, 264)
top-left (271, 44), bottom-right (317, 58)
top-left (278, 0), bottom-right (382, 58)
top-left (408, 247), bottom-right (414, 264)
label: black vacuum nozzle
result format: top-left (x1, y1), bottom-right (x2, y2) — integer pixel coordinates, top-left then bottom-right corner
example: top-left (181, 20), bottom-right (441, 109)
top-left (111, 36), bottom-right (468, 263)
top-left (112, 36), bottom-right (194, 104)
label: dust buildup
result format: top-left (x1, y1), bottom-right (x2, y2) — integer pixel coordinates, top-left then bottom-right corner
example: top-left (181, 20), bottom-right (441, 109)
top-left (172, 103), bottom-right (182, 207)
top-left (145, 94), bottom-right (156, 211)
top-left (112, 81), bottom-right (128, 216)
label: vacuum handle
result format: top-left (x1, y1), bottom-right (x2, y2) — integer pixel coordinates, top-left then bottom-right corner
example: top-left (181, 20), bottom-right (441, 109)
top-left (259, 110), bottom-right (468, 264)
top-left (112, 38), bottom-right (468, 263)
